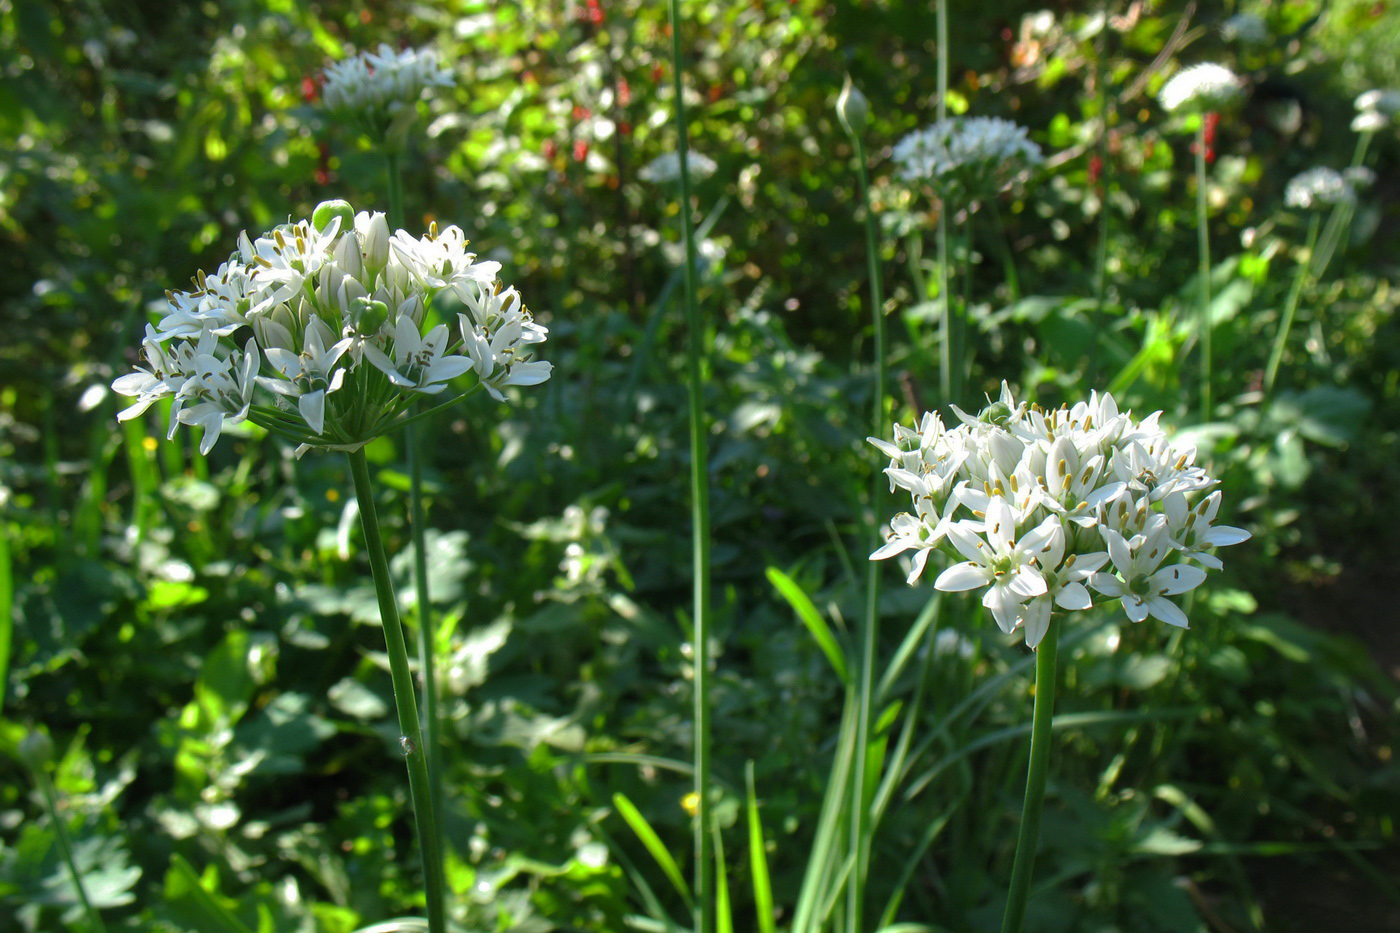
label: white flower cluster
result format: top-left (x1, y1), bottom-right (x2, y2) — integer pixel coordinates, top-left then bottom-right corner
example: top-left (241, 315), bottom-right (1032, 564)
top-left (1285, 167), bottom-right (1356, 211)
top-left (637, 150), bottom-right (718, 184)
top-left (893, 116), bottom-right (1043, 205)
top-left (1158, 63), bottom-right (1244, 114)
top-left (1221, 13), bottom-right (1269, 45)
top-left (1352, 89), bottom-right (1400, 133)
top-left (113, 201), bottom-right (550, 456)
top-left (870, 385), bottom-right (1248, 649)
top-left (322, 43), bottom-right (454, 143)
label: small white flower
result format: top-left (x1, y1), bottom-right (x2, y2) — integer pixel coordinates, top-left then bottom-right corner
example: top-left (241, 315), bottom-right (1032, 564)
top-left (1285, 167), bottom-right (1356, 211)
top-left (363, 315), bottom-right (473, 395)
top-left (1091, 524), bottom-right (1206, 628)
top-left (258, 317), bottom-right (352, 435)
top-left (934, 501), bottom-right (1057, 635)
top-left (176, 338), bottom-right (259, 455)
top-left (1158, 63), bottom-right (1243, 114)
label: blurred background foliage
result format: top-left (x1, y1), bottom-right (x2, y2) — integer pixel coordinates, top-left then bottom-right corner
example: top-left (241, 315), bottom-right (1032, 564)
top-left (2, 0), bottom-right (1399, 930)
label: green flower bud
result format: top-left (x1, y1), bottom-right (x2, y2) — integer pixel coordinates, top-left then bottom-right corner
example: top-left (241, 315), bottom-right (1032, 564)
top-left (836, 75), bottom-right (869, 139)
top-left (352, 297), bottom-right (390, 335)
top-left (312, 199), bottom-right (356, 235)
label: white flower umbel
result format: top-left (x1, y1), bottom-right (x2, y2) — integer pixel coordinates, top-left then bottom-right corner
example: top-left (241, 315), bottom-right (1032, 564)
top-left (1221, 13), bottom-right (1269, 44)
top-left (322, 43), bottom-right (454, 145)
top-left (870, 383), bottom-right (1248, 647)
top-left (1158, 63), bottom-right (1244, 114)
top-left (113, 200), bottom-right (551, 456)
top-left (893, 116), bottom-right (1042, 205)
top-left (1352, 89), bottom-right (1400, 132)
top-left (638, 150), bottom-right (718, 184)
top-left (1285, 167), bottom-right (1356, 211)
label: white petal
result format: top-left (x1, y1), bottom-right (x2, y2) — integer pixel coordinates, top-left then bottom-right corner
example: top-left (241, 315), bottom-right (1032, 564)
top-left (934, 561), bottom-right (988, 593)
top-left (1146, 595), bottom-right (1190, 628)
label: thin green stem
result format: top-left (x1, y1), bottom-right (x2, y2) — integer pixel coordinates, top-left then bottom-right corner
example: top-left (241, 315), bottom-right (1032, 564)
top-left (1263, 213), bottom-right (1320, 397)
top-left (35, 766), bottom-right (107, 933)
top-left (846, 121), bottom-right (887, 932)
top-left (1194, 122), bottom-right (1213, 421)
top-left (347, 449), bottom-right (446, 933)
top-left (385, 145), bottom-right (447, 882)
top-left (987, 200), bottom-right (1021, 303)
top-left (667, 2), bottom-right (713, 930)
top-left (1087, 14), bottom-right (1112, 388)
top-left (1001, 620), bottom-right (1060, 933)
top-left (935, 0), bottom-right (954, 411)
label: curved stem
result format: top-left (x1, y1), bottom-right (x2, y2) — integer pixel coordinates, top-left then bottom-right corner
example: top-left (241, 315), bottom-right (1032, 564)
top-left (1263, 213), bottom-right (1320, 397)
top-left (667, 2), bottom-right (713, 930)
top-left (35, 766), bottom-right (107, 933)
top-left (347, 449), bottom-right (446, 933)
top-left (1194, 122), bottom-right (1213, 421)
top-left (1000, 620), bottom-right (1060, 933)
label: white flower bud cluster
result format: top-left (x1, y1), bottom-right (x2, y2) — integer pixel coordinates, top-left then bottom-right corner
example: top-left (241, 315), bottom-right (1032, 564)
top-left (870, 384), bottom-right (1249, 648)
top-left (1158, 63), bottom-right (1244, 114)
top-left (322, 44), bottom-right (454, 142)
top-left (892, 116), bottom-right (1042, 206)
top-left (113, 202), bottom-right (550, 456)
top-left (1352, 89), bottom-right (1400, 133)
top-left (637, 151), bottom-right (718, 184)
top-left (1285, 167), bottom-right (1356, 211)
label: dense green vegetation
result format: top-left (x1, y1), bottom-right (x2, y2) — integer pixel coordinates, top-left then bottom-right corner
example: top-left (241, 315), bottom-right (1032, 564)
top-left (2, 0), bottom-right (1398, 930)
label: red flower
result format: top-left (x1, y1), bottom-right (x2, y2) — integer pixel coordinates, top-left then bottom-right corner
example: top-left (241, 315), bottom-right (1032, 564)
top-left (617, 77), bottom-right (631, 107)
top-left (1088, 154), bottom-right (1103, 185)
top-left (544, 139), bottom-right (558, 161)
top-left (573, 139), bottom-right (589, 162)
top-left (301, 74), bottom-right (321, 103)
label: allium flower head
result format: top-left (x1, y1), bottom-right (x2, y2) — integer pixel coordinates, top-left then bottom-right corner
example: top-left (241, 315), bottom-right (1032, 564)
top-left (113, 200), bottom-right (550, 456)
top-left (893, 116), bottom-right (1042, 205)
top-left (1221, 13), bottom-right (1269, 45)
top-left (638, 150), bottom-right (718, 184)
top-left (1285, 167), bottom-right (1356, 211)
top-left (322, 43), bottom-right (454, 145)
top-left (870, 384), bottom-right (1248, 648)
top-left (1352, 89), bottom-right (1400, 132)
top-left (1158, 63), bottom-right (1244, 114)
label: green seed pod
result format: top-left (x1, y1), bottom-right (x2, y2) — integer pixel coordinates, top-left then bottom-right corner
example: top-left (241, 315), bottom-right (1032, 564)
top-left (312, 199), bottom-right (356, 235)
top-left (352, 297), bottom-right (390, 335)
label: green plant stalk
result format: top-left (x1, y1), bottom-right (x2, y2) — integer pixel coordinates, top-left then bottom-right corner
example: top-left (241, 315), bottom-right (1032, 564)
top-left (846, 121), bottom-right (887, 932)
top-left (1194, 122), bottom-right (1213, 421)
top-left (1000, 619), bottom-right (1060, 933)
top-left (384, 145), bottom-right (447, 878)
top-left (935, 0), bottom-right (956, 410)
top-left (1086, 18), bottom-right (1112, 388)
top-left (347, 448), bottom-right (445, 933)
top-left (667, 1), bottom-right (714, 929)
top-left (1263, 213), bottom-right (1320, 396)
top-left (34, 762), bottom-right (107, 933)
top-left (987, 200), bottom-right (1021, 303)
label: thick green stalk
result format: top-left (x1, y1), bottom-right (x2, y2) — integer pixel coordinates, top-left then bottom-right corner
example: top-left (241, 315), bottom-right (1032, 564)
top-left (846, 119), bottom-right (887, 932)
top-left (1086, 14), bottom-right (1112, 388)
top-left (667, 2), bottom-right (714, 930)
top-left (1193, 123), bottom-right (1213, 421)
top-left (1001, 621), bottom-right (1060, 933)
top-left (34, 764), bottom-right (107, 933)
top-left (347, 449), bottom-right (446, 933)
top-left (1263, 213), bottom-right (1320, 396)
top-left (385, 149), bottom-right (406, 230)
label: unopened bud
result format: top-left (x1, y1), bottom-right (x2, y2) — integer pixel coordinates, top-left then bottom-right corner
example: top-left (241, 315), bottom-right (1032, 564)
top-left (352, 297), bottom-right (389, 335)
top-left (836, 75), bottom-right (869, 138)
top-left (312, 199), bottom-right (355, 235)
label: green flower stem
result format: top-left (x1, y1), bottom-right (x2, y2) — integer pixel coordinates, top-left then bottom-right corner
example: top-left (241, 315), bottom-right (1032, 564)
top-left (667, 1), bottom-right (714, 930)
top-left (1311, 131), bottom-right (1370, 284)
top-left (987, 200), bottom-right (1021, 303)
top-left (1086, 23), bottom-right (1112, 388)
top-left (1194, 121), bottom-right (1213, 421)
top-left (406, 421), bottom-right (445, 857)
top-left (383, 146), bottom-right (446, 858)
top-left (1263, 213), bottom-right (1320, 396)
top-left (847, 116), bottom-right (887, 932)
top-left (936, 0), bottom-right (956, 410)
top-left (33, 762), bottom-right (107, 933)
top-left (347, 448), bottom-right (446, 933)
top-left (1001, 619), bottom-right (1060, 933)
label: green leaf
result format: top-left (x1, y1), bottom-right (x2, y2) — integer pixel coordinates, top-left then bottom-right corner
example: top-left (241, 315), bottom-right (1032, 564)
top-left (164, 854), bottom-right (256, 933)
top-left (612, 792), bottom-right (692, 908)
top-left (766, 567), bottom-right (847, 683)
top-left (745, 763), bottom-right (776, 933)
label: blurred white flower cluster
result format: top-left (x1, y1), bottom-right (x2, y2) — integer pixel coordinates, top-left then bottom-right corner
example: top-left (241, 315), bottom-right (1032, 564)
top-left (1158, 63), bottom-right (1244, 114)
top-left (1221, 13), bottom-right (1269, 45)
top-left (1352, 89), bottom-right (1400, 133)
top-left (113, 201), bottom-right (550, 456)
top-left (1285, 167), bottom-right (1356, 211)
top-left (870, 385), bottom-right (1248, 648)
top-left (322, 43), bottom-right (454, 144)
top-left (638, 150), bottom-right (718, 184)
top-left (892, 116), bottom-right (1042, 205)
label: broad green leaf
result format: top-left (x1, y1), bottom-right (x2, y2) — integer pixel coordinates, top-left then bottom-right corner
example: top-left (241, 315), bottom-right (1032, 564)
top-left (766, 567), bottom-right (847, 683)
